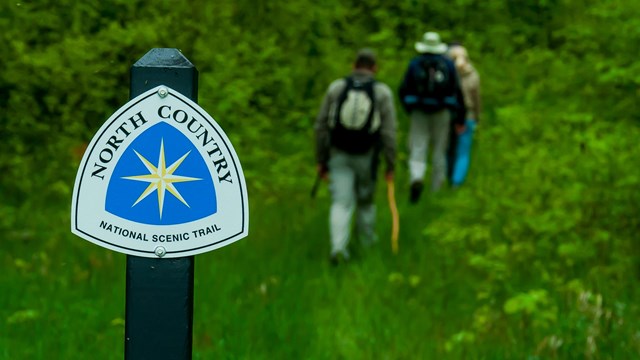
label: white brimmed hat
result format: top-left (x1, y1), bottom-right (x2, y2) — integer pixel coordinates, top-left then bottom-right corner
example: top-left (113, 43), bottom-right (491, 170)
top-left (415, 32), bottom-right (447, 54)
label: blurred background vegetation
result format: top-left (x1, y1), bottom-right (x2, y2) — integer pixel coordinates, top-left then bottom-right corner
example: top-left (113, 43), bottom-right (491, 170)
top-left (1, 0), bottom-right (639, 359)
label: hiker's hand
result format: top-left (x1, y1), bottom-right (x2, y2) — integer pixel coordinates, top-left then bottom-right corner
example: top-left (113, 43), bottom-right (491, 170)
top-left (455, 124), bottom-right (466, 135)
top-left (317, 164), bottom-right (329, 180)
top-left (385, 171), bottom-right (394, 182)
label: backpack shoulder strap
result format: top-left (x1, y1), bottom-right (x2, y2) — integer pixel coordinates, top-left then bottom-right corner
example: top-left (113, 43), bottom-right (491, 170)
top-left (334, 76), bottom-right (353, 108)
top-left (362, 77), bottom-right (375, 99)
top-left (352, 77), bottom-right (376, 111)
top-left (359, 78), bottom-right (376, 125)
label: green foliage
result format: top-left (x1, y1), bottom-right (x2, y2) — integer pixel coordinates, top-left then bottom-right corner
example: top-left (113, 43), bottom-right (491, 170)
top-left (1, 0), bottom-right (640, 359)
top-left (424, 101), bottom-right (640, 356)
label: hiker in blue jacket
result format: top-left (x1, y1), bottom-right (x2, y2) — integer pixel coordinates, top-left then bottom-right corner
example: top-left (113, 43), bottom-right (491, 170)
top-left (399, 32), bottom-right (466, 203)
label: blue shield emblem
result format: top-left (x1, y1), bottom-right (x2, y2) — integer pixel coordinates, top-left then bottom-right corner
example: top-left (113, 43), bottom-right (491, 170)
top-left (106, 122), bottom-right (217, 225)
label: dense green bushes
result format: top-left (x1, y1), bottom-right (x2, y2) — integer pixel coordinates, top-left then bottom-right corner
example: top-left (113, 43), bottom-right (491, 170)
top-left (2, 0), bottom-right (638, 199)
top-left (426, 103), bottom-right (640, 356)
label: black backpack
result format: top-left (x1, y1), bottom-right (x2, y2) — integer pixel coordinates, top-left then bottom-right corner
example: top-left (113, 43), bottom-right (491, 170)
top-left (415, 56), bottom-right (454, 111)
top-left (330, 77), bottom-right (379, 154)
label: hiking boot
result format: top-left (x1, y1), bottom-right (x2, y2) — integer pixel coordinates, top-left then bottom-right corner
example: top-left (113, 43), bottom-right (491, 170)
top-left (410, 181), bottom-right (423, 204)
top-left (329, 254), bottom-right (339, 266)
top-left (329, 251), bottom-right (349, 267)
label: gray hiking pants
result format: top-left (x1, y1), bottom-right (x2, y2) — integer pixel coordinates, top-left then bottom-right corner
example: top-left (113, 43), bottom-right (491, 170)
top-left (328, 148), bottom-right (377, 257)
top-left (408, 109), bottom-right (451, 191)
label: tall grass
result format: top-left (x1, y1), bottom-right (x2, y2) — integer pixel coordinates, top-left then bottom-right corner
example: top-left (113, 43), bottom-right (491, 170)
top-left (1, 165), bottom-right (481, 359)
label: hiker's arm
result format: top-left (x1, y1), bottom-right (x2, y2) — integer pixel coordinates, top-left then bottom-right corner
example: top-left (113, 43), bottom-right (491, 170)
top-left (378, 84), bottom-right (397, 175)
top-left (314, 80), bottom-right (341, 173)
top-left (397, 61), bottom-right (416, 113)
top-left (314, 93), bottom-right (331, 172)
top-left (451, 63), bottom-right (467, 127)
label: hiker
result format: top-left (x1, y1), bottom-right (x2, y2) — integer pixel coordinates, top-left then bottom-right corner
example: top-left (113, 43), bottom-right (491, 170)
top-left (448, 44), bottom-right (481, 187)
top-left (398, 31), bottom-right (466, 203)
top-left (314, 49), bottom-right (397, 265)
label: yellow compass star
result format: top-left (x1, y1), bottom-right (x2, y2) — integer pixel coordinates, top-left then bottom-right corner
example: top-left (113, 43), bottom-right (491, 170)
top-left (123, 139), bottom-right (201, 219)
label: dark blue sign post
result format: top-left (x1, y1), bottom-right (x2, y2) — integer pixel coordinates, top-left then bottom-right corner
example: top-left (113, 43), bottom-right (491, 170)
top-left (125, 48), bottom-right (197, 359)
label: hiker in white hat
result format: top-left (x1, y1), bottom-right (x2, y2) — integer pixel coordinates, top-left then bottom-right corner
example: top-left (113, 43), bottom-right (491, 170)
top-left (414, 32), bottom-right (448, 54)
top-left (398, 31), bottom-right (466, 203)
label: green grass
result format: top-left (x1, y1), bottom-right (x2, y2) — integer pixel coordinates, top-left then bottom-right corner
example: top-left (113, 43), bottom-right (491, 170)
top-left (2, 124), bottom-right (640, 359)
top-left (191, 183), bottom-right (476, 359)
top-left (1, 174), bottom-right (477, 359)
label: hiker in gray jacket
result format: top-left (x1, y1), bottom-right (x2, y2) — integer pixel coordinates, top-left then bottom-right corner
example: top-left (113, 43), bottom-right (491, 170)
top-left (315, 49), bottom-right (397, 265)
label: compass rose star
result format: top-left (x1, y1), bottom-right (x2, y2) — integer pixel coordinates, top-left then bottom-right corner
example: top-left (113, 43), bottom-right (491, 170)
top-left (123, 139), bottom-right (201, 219)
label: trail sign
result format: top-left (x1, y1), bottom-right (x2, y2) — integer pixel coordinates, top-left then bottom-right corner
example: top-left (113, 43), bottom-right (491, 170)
top-left (69, 48), bottom-right (242, 359)
top-left (71, 85), bottom-right (248, 258)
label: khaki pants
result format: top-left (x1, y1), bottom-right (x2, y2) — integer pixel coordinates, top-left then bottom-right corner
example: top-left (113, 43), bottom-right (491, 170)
top-left (408, 109), bottom-right (451, 191)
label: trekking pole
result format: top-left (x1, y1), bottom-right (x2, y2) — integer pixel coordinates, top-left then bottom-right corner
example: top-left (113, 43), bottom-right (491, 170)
top-left (310, 174), bottom-right (321, 199)
top-left (386, 177), bottom-right (399, 254)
